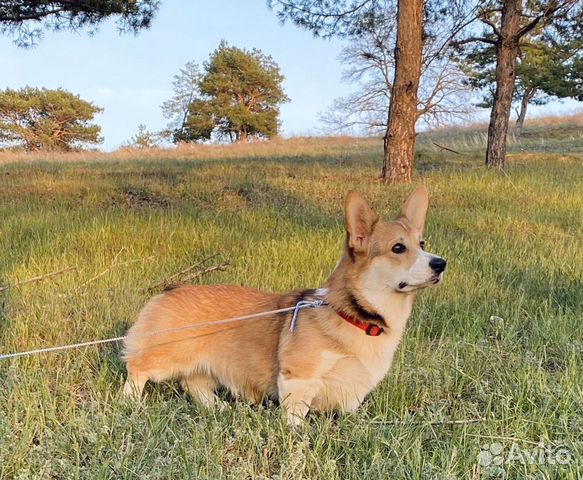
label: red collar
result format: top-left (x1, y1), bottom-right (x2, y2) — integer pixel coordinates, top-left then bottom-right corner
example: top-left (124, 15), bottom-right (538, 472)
top-left (336, 310), bottom-right (384, 336)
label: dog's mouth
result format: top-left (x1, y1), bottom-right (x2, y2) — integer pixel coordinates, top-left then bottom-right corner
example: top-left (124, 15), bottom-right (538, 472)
top-left (397, 274), bottom-right (443, 292)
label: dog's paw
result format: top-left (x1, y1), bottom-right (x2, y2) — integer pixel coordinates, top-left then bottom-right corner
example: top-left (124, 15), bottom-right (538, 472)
top-left (286, 411), bottom-right (307, 427)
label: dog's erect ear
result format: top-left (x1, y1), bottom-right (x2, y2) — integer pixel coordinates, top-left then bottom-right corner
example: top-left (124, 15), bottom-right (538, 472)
top-left (345, 191), bottom-right (379, 254)
top-left (399, 185), bottom-right (429, 232)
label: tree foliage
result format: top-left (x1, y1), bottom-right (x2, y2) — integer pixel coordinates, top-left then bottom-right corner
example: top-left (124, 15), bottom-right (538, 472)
top-left (167, 42), bottom-right (289, 143)
top-left (270, 0), bottom-right (384, 38)
top-left (0, 0), bottom-right (159, 47)
top-left (0, 87), bottom-right (102, 151)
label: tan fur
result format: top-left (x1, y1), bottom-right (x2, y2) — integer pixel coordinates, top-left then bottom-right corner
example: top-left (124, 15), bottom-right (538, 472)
top-left (123, 187), bottom-right (446, 425)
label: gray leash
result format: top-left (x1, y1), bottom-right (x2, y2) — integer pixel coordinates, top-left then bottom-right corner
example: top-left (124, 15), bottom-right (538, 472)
top-left (0, 299), bottom-right (326, 361)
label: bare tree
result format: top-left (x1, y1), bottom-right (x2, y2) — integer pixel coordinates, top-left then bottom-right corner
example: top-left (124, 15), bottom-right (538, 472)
top-left (321, 3), bottom-right (473, 136)
top-left (161, 61), bottom-right (202, 143)
top-left (320, 11), bottom-right (396, 135)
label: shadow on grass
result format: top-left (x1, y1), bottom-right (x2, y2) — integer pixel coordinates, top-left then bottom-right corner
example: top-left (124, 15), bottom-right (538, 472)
top-left (36, 148), bottom-right (380, 177)
top-left (215, 181), bottom-right (340, 227)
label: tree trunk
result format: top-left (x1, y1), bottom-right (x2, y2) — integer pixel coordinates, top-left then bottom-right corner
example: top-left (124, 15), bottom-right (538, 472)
top-left (486, 0), bottom-right (522, 169)
top-left (381, 0), bottom-right (423, 184)
top-left (515, 86), bottom-right (536, 137)
top-left (381, 108), bottom-right (391, 179)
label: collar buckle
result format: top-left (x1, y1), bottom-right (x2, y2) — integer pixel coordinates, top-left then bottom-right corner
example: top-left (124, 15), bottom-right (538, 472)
top-left (365, 323), bottom-right (383, 336)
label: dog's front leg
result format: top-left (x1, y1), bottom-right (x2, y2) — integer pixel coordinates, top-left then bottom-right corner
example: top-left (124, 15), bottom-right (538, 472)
top-left (278, 374), bottom-right (320, 426)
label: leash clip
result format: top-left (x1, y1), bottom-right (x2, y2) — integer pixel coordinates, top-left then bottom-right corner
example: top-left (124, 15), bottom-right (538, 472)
top-left (289, 299), bottom-right (326, 332)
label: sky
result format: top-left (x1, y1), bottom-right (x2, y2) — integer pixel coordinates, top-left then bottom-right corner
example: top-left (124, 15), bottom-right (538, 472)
top-left (3, 0), bottom-right (353, 150)
top-left (3, 0), bottom-right (581, 150)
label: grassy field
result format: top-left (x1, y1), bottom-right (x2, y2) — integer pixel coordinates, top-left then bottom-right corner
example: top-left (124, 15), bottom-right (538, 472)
top-left (0, 118), bottom-right (582, 479)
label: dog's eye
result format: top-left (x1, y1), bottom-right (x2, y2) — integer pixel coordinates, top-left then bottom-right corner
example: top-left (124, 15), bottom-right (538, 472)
top-left (392, 243), bottom-right (406, 254)
top-left (420, 240), bottom-right (426, 250)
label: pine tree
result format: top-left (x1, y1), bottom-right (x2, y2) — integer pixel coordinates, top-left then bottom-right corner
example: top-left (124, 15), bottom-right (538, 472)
top-left (453, 0), bottom-right (583, 168)
top-left (0, 87), bottom-right (102, 151)
top-left (128, 124), bottom-right (159, 149)
top-left (459, 27), bottom-right (583, 136)
top-left (169, 42), bottom-right (289, 143)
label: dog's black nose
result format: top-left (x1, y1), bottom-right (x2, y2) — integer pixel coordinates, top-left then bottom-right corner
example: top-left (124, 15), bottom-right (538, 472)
top-left (429, 257), bottom-right (447, 274)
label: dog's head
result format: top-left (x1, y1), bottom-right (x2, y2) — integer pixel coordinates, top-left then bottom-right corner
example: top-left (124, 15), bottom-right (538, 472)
top-left (344, 186), bottom-right (446, 294)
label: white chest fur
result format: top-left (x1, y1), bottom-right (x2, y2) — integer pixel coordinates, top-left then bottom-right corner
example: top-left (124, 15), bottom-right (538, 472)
top-left (311, 296), bottom-right (413, 412)
top-left (285, 283), bottom-right (415, 414)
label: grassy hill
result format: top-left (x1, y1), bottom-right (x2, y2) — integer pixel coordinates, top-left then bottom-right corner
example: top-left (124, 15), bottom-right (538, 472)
top-left (0, 116), bottom-right (582, 478)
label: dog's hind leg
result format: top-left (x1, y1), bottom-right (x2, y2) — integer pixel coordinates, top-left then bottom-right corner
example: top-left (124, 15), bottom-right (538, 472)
top-left (180, 372), bottom-right (223, 408)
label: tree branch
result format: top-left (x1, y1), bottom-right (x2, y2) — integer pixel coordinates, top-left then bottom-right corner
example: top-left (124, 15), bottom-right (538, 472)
top-left (451, 36), bottom-right (498, 47)
top-left (271, 0), bottom-right (372, 19)
top-left (516, 0), bottom-right (575, 39)
top-left (0, 266), bottom-right (76, 292)
top-left (479, 16), bottom-right (501, 38)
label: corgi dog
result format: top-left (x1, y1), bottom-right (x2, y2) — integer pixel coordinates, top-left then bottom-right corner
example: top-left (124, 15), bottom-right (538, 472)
top-left (122, 186), bottom-right (446, 425)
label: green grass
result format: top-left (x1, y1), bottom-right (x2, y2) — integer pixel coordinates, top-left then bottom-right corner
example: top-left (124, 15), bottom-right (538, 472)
top-left (0, 120), bottom-right (582, 479)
